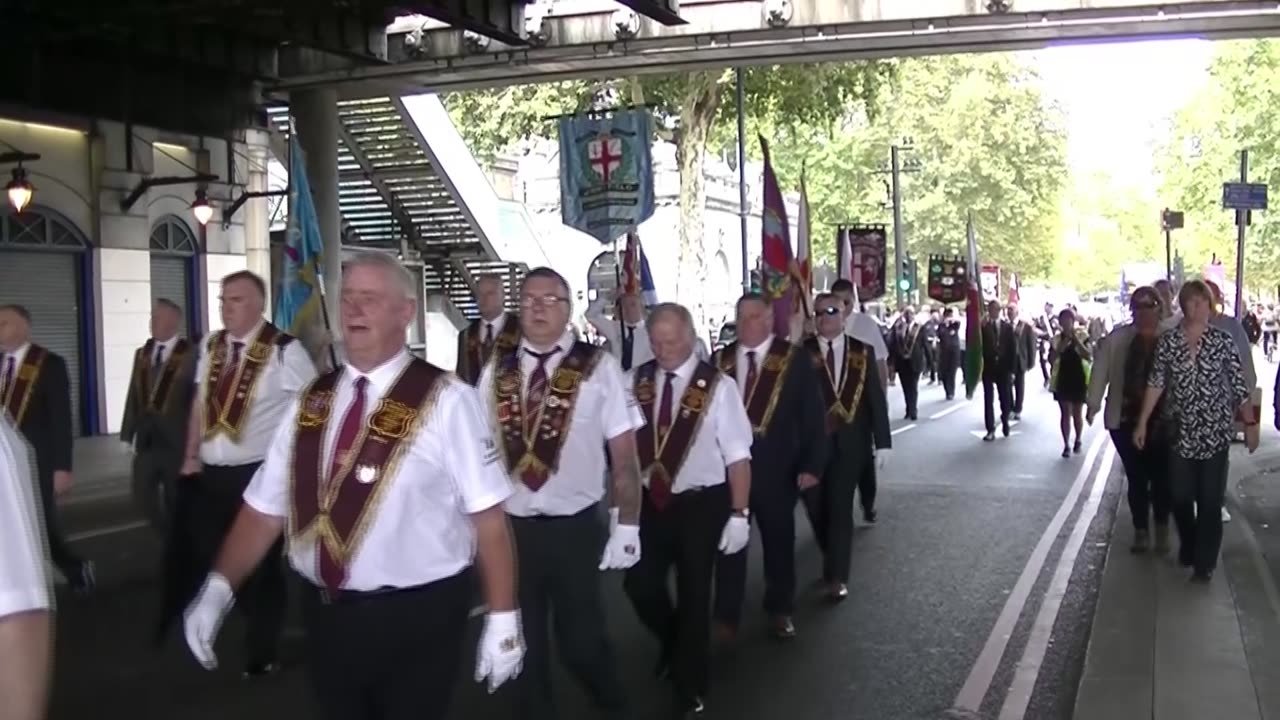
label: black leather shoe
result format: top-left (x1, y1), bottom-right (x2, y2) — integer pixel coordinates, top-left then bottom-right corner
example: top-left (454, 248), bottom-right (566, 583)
top-left (685, 696), bottom-right (706, 717)
top-left (70, 560), bottom-right (96, 594)
top-left (771, 616), bottom-right (796, 639)
top-left (863, 509), bottom-right (877, 524)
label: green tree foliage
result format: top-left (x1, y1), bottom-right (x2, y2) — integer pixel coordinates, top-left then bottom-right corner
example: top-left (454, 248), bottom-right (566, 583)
top-left (1157, 39), bottom-right (1280, 294)
top-left (1052, 171), bottom-right (1162, 293)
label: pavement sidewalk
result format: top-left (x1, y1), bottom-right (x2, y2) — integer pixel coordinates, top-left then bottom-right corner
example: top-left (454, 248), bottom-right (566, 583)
top-left (1073, 445), bottom-right (1280, 720)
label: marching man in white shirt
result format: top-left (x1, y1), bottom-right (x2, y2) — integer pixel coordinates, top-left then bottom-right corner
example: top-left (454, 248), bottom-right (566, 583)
top-left (0, 413), bottom-right (53, 720)
top-left (588, 290), bottom-right (653, 371)
top-left (179, 270), bottom-right (318, 677)
top-left (183, 252), bottom-right (524, 719)
top-left (622, 303), bottom-right (753, 718)
top-left (478, 266), bottom-right (644, 719)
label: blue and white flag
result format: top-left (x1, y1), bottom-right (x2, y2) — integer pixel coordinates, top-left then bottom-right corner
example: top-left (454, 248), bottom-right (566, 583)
top-left (558, 109), bottom-right (655, 245)
top-left (275, 134), bottom-right (325, 334)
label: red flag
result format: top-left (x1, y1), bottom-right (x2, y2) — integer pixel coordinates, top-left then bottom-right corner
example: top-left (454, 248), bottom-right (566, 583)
top-left (759, 136), bottom-right (794, 338)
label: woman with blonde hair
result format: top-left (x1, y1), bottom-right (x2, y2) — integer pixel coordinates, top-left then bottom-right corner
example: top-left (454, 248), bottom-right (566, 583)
top-left (1051, 307), bottom-right (1091, 457)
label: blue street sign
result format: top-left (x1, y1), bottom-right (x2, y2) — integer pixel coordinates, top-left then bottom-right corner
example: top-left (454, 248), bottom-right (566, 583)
top-left (1222, 182), bottom-right (1268, 211)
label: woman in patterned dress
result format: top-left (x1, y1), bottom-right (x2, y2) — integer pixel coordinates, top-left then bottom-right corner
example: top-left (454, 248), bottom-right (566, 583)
top-left (1051, 308), bottom-right (1091, 457)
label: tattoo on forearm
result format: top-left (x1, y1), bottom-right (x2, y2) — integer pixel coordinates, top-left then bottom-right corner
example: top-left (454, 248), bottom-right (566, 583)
top-left (613, 458), bottom-right (642, 524)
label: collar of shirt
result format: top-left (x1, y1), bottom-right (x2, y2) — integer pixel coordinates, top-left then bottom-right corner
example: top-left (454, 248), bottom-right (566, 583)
top-left (737, 335), bottom-right (774, 361)
top-left (481, 311), bottom-right (506, 331)
top-left (153, 336), bottom-right (179, 353)
top-left (228, 319), bottom-right (266, 346)
top-left (342, 350), bottom-right (411, 397)
top-left (521, 329), bottom-right (575, 372)
top-left (3, 342), bottom-right (31, 367)
top-left (820, 334), bottom-right (845, 354)
top-left (655, 353), bottom-right (699, 407)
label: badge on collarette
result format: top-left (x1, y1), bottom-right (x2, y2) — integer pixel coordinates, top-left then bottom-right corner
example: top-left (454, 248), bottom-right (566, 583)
top-left (355, 464), bottom-right (379, 485)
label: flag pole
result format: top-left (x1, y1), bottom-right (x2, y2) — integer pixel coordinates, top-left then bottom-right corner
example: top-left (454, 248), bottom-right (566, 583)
top-left (313, 262), bottom-right (340, 371)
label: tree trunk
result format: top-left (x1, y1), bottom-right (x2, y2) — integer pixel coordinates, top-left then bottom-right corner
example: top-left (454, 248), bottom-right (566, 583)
top-left (674, 70), bottom-right (725, 334)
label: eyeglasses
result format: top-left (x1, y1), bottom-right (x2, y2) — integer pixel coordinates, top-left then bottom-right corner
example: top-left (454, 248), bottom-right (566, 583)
top-left (1132, 300), bottom-right (1158, 309)
top-left (817, 306), bottom-right (842, 316)
top-left (520, 295), bottom-right (569, 309)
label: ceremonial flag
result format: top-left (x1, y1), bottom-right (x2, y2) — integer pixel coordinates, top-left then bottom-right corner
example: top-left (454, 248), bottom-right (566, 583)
top-left (759, 136), bottom-right (795, 338)
top-left (558, 109), bottom-right (656, 244)
top-left (1008, 272), bottom-right (1021, 306)
top-left (796, 168), bottom-right (812, 296)
top-left (964, 212), bottom-right (984, 400)
top-left (620, 231), bottom-right (659, 306)
top-left (275, 134), bottom-right (325, 335)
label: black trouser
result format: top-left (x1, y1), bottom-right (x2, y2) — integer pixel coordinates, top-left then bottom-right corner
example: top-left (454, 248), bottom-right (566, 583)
top-left (801, 438), bottom-right (868, 584)
top-left (1012, 368), bottom-right (1026, 414)
top-left (299, 570), bottom-right (472, 720)
top-left (35, 467), bottom-right (84, 580)
top-left (193, 464), bottom-right (286, 665)
top-left (939, 349), bottom-right (959, 399)
top-left (1038, 340), bottom-right (1052, 383)
top-left (925, 344), bottom-right (938, 383)
top-left (713, 470), bottom-right (797, 627)
top-left (982, 372), bottom-right (1013, 433)
top-left (1111, 427), bottom-right (1171, 532)
top-left (132, 437), bottom-right (182, 532)
top-left (894, 358), bottom-right (919, 418)
top-left (624, 485), bottom-right (728, 703)
top-left (858, 451), bottom-right (877, 516)
top-left (1169, 450), bottom-right (1230, 575)
top-left (512, 505), bottom-right (625, 719)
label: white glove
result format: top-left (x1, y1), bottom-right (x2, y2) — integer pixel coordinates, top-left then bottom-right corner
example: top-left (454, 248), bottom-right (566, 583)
top-left (718, 515), bottom-right (750, 555)
top-left (475, 610), bottom-right (524, 693)
top-left (876, 448), bottom-right (892, 471)
top-left (598, 523), bottom-right (641, 570)
top-left (183, 572), bottom-right (235, 669)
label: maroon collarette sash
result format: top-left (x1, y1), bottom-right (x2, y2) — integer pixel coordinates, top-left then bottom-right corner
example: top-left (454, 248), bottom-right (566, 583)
top-left (714, 338), bottom-right (793, 436)
top-left (461, 314), bottom-right (521, 385)
top-left (804, 336), bottom-right (869, 433)
top-left (290, 359), bottom-right (446, 586)
top-left (493, 341), bottom-right (601, 489)
top-left (202, 323), bottom-right (283, 441)
top-left (633, 360), bottom-right (719, 507)
top-left (134, 339), bottom-right (191, 413)
top-left (2, 344), bottom-right (47, 426)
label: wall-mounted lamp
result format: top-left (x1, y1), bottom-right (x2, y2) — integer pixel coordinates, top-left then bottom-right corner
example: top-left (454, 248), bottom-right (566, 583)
top-left (1, 151), bottom-right (40, 213)
top-left (119, 172), bottom-right (219, 225)
top-left (191, 187), bottom-right (214, 226)
top-left (220, 188), bottom-right (288, 229)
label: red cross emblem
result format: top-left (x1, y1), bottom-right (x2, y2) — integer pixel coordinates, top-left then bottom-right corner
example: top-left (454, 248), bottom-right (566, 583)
top-left (587, 135), bottom-right (623, 185)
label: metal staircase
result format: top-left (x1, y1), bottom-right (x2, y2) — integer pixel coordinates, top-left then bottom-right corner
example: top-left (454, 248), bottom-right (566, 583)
top-left (266, 93), bottom-right (547, 318)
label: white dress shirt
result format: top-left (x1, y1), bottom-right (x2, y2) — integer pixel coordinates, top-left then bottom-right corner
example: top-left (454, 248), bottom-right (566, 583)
top-left (0, 342), bottom-right (30, 400)
top-left (480, 311), bottom-right (508, 342)
top-left (586, 298), bottom-right (654, 369)
top-left (150, 336), bottom-right (180, 366)
top-left (845, 312), bottom-right (888, 362)
top-left (817, 334), bottom-right (847, 386)
top-left (632, 354), bottom-right (753, 494)
top-left (0, 414), bottom-right (51, 617)
top-left (735, 335), bottom-right (776, 395)
top-left (477, 330), bottom-right (645, 518)
top-left (193, 320), bottom-right (318, 466)
top-left (243, 351), bottom-right (512, 591)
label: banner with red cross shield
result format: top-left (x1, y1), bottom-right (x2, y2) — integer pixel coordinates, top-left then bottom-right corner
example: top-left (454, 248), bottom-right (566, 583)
top-left (558, 109), bottom-right (656, 245)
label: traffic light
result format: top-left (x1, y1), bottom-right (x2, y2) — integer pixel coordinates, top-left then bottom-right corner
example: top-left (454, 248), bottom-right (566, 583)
top-left (898, 255), bottom-right (918, 292)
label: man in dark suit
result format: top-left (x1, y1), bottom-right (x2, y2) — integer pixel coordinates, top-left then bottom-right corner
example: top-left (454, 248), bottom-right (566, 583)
top-left (981, 299), bottom-right (1017, 442)
top-left (120, 298), bottom-right (197, 532)
top-left (801, 294), bottom-right (892, 601)
top-left (0, 303), bottom-right (93, 592)
top-left (455, 274), bottom-right (520, 385)
top-left (712, 293), bottom-right (827, 639)
top-left (1007, 303), bottom-right (1038, 419)
top-left (888, 307), bottom-right (927, 420)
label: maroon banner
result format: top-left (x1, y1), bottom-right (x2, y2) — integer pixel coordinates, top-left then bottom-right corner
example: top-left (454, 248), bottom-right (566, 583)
top-left (846, 225), bottom-right (887, 302)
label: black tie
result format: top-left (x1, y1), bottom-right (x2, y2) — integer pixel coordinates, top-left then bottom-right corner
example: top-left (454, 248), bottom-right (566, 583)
top-left (621, 326), bottom-right (635, 371)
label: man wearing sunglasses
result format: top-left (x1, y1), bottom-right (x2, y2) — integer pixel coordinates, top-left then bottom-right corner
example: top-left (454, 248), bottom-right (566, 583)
top-left (800, 294), bottom-right (892, 601)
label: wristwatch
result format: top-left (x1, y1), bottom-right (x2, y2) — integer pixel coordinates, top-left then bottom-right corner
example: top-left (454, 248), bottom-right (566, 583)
top-left (731, 508), bottom-right (750, 518)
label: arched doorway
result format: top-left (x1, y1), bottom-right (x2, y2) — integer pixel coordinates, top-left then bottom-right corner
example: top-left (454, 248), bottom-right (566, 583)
top-left (149, 215), bottom-right (200, 336)
top-left (0, 206), bottom-right (95, 434)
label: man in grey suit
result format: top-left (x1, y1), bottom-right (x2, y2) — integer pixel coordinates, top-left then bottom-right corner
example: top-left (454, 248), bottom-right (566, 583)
top-left (120, 298), bottom-right (198, 532)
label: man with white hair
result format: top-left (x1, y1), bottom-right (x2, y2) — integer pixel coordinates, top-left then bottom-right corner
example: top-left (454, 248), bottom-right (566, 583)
top-left (183, 252), bottom-right (523, 719)
top-left (0, 412), bottom-right (53, 720)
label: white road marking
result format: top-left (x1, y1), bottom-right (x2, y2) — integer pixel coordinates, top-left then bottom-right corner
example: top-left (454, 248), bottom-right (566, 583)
top-left (67, 520), bottom-right (148, 542)
top-left (891, 424), bottom-right (917, 436)
top-left (998, 443), bottom-right (1116, 719)
top-left (969, 430), bottom-right (1023, 440)
top-left (949, 432), bottom-right (1106, 715)
top-left (929, 403), bottom-right (968, 420)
